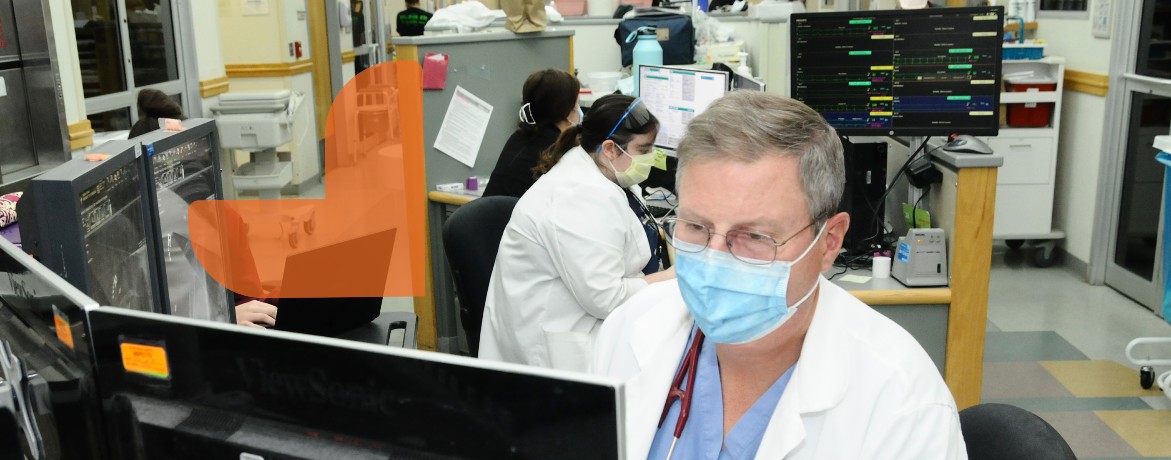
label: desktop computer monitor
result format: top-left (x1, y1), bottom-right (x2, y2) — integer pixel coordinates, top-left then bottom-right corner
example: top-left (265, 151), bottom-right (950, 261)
top-left (18, 140), bottom-right (162, 312)
top-left (0, 237), bottom-right (106, 459)
top-left (638, 65), bottom-right (729, 151)
top-left (134, 119), bottom-right (235, 323)
top-left (89, 307), bottom-right (625, 460)
top-left (790, 6), bottom-right (1004, 136)
top-left (733, 72), bottom-right (766, 92)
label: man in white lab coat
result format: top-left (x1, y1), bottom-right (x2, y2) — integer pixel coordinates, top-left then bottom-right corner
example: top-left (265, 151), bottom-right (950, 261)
top-left (593, 92), bottom-right (966, 459)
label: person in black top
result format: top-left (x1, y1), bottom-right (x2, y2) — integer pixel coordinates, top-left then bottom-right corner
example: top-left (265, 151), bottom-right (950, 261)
top-left (352, 1), bottom-right (368, 74)
top-left (396, 0), bottom-right (433, 37)
top-left (483, 69), bottom-right (582, 198)
top-left (128, 89), bottom-right (185, 139)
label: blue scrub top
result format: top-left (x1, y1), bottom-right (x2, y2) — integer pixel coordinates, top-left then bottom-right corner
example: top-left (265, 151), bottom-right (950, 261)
top-left (647, 327), bottom-right (795, 460)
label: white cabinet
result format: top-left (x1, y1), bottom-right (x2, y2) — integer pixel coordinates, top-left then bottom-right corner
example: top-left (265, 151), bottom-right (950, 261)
top-left (988, 57), bottom-right (1065, 240)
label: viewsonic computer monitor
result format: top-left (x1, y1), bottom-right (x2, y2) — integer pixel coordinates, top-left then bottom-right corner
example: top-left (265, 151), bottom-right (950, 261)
top-left (18, 140), bottom-right (162, 312)
top-left (638, 65), bottom-right (729, 151)
top-left (133, 119), bottom-right (235, 323)
top-left (90, 307), bottom-right (625, 460)
top-left (0, 237), bottom-right (106, 459)
top-left (790, 7), bottom-right (1004, 136)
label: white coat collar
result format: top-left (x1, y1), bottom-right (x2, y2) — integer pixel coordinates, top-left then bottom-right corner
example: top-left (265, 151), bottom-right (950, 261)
top-left (624, 277), bottom-right (852, 459)
top-left (755, 277), bottom-right (852, 458)
top-left (560, 146), bottom-right (636, 194)
top-left (624, 283), bottom-right (694, 459)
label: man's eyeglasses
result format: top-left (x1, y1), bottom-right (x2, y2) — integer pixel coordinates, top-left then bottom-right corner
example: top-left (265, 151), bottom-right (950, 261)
top-left (663, 217), bottom-right (817, 265)
top-left (603, 98), bottom-right (654, 142)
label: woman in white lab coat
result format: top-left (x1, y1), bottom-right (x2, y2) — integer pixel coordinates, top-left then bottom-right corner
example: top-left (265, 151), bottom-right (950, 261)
top-left (478, 95), bottom-right (676, 371)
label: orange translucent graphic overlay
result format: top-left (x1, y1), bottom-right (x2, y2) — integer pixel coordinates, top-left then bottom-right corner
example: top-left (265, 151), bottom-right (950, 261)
top-left (188, 61), bottom-right (426, 298)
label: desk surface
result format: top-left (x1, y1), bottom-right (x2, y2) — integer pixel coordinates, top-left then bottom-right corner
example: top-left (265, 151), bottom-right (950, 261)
top-left (429, 191), bottom-right (479, 206)
top-left (392, 29), bottom-right (574, 46)
top-left (831, 268), bottom-right (952, 306)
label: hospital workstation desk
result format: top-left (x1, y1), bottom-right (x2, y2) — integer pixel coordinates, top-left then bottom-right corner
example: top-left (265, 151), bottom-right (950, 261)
top-left (426, 146), bottom-right (1002, 410)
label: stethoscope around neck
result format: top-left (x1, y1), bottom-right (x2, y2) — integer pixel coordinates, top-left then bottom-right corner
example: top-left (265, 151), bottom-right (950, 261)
top-left (657, 327), bottom-right (706, 460)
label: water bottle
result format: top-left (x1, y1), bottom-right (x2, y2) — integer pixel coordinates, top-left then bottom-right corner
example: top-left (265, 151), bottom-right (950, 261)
top-left (627, 27), bottom-right (663, 97)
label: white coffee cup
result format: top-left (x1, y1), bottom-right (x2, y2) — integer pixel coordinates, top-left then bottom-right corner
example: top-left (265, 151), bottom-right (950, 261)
top-left (872, 256), bottom-right (892, 279)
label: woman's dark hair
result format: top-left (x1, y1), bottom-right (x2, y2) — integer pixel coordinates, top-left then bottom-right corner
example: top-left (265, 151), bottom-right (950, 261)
top-left (518, 69), bottom-right (581, 135)
top-left (532, 94), bottom-right (658, 178)
top-left (137, 89), bottom-right (184, 120)
top-left (128, 89), bottom-right (186, 138)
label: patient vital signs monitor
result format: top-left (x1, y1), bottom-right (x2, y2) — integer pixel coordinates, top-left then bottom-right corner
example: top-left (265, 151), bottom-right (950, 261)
top-left (790, 7), bottom-right (1004, 136)
top-left (638, 65), bottom-right (729, 150)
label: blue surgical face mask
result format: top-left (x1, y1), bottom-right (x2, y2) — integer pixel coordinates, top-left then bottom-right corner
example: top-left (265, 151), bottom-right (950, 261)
top-left (675, 224), bottom-right (825, 344)
top-left (575, 106), bottom-right (584, 126)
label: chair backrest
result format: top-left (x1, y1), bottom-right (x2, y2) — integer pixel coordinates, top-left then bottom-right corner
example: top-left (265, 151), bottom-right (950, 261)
top-left (442, 196), bottom-right (519, 357)
top-left (334, 310), bottom-right (419, 349)
top-left (959, 403), bottom-right (1077, 460)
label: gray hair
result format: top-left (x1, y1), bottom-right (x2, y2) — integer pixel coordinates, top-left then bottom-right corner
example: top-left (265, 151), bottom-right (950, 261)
top-left (676, 91), bottom-right (845, 225)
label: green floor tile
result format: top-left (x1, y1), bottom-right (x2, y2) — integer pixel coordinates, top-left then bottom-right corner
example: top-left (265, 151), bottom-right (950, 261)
top-left (984, 331), bottom-right (1087, 362)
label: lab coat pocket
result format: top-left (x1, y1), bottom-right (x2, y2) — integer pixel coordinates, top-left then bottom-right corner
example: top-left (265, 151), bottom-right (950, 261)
top-left (543, 316), bottom-right (599, 373)
top-left (544, 330), bottom-right (593, 373)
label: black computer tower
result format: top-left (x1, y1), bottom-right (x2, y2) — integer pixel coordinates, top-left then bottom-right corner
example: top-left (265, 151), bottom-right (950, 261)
top-left (840, 140), bottom-right (888, 255)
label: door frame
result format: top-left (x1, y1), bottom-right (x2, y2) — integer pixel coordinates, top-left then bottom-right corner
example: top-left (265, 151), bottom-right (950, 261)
top-left (1092, 0), bottom-right (1169, 309)
top-left (81, 0), bottom-right (192, 128)
top-left (307, 0), bottom-right (345, 140)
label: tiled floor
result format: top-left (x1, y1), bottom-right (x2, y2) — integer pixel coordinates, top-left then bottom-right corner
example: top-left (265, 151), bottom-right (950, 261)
top-left (985, 245), bottom-right (1171, 459)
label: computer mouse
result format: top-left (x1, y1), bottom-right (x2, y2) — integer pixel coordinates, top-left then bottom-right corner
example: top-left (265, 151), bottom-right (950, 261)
top-left (943, 134), bottom-right (993, 155)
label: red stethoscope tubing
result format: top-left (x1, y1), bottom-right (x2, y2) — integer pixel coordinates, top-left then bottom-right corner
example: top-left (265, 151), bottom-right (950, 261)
top-left (658, 329), bottom-right (706, 440)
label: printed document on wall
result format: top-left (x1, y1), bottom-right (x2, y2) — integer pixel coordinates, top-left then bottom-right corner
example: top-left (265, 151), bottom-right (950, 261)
top-left (435, 86), bottom-right (493, 168)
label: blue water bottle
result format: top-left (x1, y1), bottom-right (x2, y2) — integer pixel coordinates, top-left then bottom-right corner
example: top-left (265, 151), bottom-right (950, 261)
top-left (627, 26), bottom-right (663, 97)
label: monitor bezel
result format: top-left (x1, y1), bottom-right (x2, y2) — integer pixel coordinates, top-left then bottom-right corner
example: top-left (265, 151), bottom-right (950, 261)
top-left (0, 237), bottom-right (100, 360)
top-left (90, 307), bottom-right (627, 459)
top-left (637, 64), bottom-right (730, 151)
top-left (0, 238), bottom-right (106, 459)
top-left (789, 6), bottom-right (1005, 137)
top-left (733, 72), bottom-right (766, 92)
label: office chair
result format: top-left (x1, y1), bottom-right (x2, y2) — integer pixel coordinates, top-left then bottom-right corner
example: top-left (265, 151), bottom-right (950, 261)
top-left (959, 403), bottom-right (1076, 460)
top-left (336, 311), bottom-right (419, 348)
top-left (442, 196), bottom-right (519, 357)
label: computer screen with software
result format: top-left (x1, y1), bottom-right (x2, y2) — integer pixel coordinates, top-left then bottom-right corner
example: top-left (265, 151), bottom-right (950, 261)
top-left (638, 65), bottom-right (729, 150)
top-left (789, 6), bottom-right (1003, 136)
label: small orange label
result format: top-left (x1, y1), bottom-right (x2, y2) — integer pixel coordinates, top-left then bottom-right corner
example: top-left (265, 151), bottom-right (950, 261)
top-left (53, 309), bottom-right (74, 350)
top-left (120, 343), bottom-right (170, 379)
top-left (83, 153), bottom-right (110, 162)
top-left (161, 118), bottom-right (183, 132)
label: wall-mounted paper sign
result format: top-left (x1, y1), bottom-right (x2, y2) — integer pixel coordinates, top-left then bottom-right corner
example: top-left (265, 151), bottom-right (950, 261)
top-left (434, 86), bottom-right (493, 168)
top-left (242, 0), bottom-right (269, 15)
